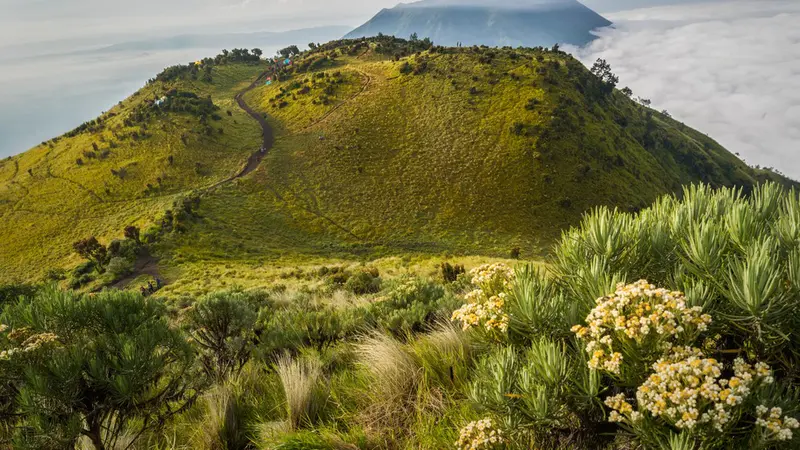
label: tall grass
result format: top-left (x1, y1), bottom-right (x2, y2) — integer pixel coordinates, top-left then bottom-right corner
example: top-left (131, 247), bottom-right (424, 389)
top-left (275, 354), bottom-right (329, 430)
top-left (356, 333), bottom-right (420, 403)
top-left (411, 321), bottom-right (475, 391)
top-left (193, 385), bottom-right (250, 450)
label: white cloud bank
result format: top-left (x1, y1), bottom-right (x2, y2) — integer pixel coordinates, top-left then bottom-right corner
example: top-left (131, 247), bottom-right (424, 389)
top-left (571, 0), bottom-right (800, 179)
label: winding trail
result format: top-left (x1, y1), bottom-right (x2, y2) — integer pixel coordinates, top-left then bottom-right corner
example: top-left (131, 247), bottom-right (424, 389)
top-left (232, 72), bottom-right (275, 178)
top-left (114, 70), bottom-right (275, 290)
top-left (108, 249), bottom-right (161, 291)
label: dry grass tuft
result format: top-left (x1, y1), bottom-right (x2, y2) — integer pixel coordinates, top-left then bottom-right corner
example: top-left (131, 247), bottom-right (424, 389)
top-left (275, 353), bottom-right (328, 429)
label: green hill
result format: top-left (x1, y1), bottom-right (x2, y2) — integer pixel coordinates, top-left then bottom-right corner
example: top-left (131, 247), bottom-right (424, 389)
top-left (0, 53), bottom-right (267, 282)
top-left (0, 37), bottom-right (790, 292)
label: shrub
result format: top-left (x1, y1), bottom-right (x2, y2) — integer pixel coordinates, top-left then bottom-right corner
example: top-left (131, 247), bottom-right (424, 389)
top-left (0, 288), bottom-right (197, 450)
top-left (0, 283), bottom-right (37, 309)
top-left (369, 276), bottom-right (452, 336)
top-left (258, 303), bottom-right (368, 356)
top-left (344, 270), bottom-right (381, 295)
top-left (71, 260), bottom-right (95, 277)
top-left (67, 273), bottom-right (93, 289)
top-left (44, 268), bottom-right (66, 281)
top-left (72, 236), bottom-right (107, 267)
top-left (123, 225), bottom-right (140, 243)
top-left (449, 182), bottom-right (800, 449)
top-left (440, 262), bottom-right (465, 283)
top-left (185, 291), bottom-right (259, 381)
top-left (105, 256), bottom-right (134, 279)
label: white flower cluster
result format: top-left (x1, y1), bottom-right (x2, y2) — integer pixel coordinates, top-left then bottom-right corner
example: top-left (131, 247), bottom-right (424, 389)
top-left (455, 418), bottom-right (505, 450)
top-left (755, 406), bottom-right (799, 442)
top-left (571, 280), bottom-right (711, 375)
top-left (452, 293), bottom-right (508, 332)
top-left (469, 263), bottom-right (514, 294)
top-left (0, 348), bottom-right (18, 360)
top-left (607, 346), bottom-right (774, 433)
top-left (452, 264), bottom-right (514, 334)
top-left (0, 327), bottom-right (59, 361)
top-left (20, 332), bottom-right (59, 352)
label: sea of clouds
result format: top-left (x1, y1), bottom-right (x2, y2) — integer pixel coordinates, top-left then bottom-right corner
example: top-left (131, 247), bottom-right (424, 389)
top-left (571, 0), bottom-right (800, 179)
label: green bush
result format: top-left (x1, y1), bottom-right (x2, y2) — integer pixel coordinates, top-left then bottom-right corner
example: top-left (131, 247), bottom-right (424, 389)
top-left (107, 238), bottom-right (139, 261)
top-left (343, 269), bottom-right (381, 295)
top-left (369, 276), bottom-right (455, 337)
top-left (67, 273), bottom-right (93, 289)
top-left (0, 288), bottom-right (197, 450)
top-left (71, 260), bottom-right (95, 277)
top-left (105, 256), bottom-right (134, 279)
top-left (0, 283), bottom-right (37, 309)
top-left (184, 290), bottom-right (260, 381)
top-left (440, 262), bottom-right (465, 283)
top-left (257, 303), bottom-right (369, 356)
top-left (449, 183), bottom-right (800, 449)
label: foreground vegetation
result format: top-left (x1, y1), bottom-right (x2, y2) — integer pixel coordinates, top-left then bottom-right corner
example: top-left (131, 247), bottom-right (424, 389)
top-left (3, 182), bottom-right (800, 449)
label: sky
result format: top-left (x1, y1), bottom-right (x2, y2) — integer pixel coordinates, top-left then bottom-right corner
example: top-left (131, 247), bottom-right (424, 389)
top-left (570, 0), bottom-right (800, 178)
top-left (1, 0), bottom-right (798, 178)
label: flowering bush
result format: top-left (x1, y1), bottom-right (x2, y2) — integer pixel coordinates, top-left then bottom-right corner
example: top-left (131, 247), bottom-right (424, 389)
top-left (606, 346), bottom-right (775, 435)
top-left (755, 406), bottom-right (800, 442)
top-left (0, 325), bottom-right (60, 361)
top-left (456, 418), bottom-right (506, 450)
top-left (451, 264), bottom-right (514, 335)
top-left (571, 280), bottom-right (711, 381)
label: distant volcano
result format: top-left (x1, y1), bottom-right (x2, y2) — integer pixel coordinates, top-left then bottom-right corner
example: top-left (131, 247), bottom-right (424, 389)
top-left (344, 0), bottom-right (612, 48)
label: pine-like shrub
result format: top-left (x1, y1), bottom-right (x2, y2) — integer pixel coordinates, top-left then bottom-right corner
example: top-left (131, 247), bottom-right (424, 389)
top-left (451, 183), bottom-right (800, 449)
top-left (0, 288), bottom-right (197, 450)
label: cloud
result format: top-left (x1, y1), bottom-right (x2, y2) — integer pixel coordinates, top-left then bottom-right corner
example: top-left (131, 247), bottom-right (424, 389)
top-left (569, 0), bottom-right (800, 179)
top-left (0, 0), bottom-right (400, 47)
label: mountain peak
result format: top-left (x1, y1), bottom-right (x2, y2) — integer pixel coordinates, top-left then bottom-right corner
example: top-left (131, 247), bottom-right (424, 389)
top-left (345, 0), bottom-right (611, 48)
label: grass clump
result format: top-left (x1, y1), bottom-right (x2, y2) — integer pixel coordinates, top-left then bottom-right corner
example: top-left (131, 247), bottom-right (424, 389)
top-left (275, 353), bottom-right (329, 430)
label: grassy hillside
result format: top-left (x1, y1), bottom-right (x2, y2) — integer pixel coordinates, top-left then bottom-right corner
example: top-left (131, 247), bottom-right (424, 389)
top-left (0, 57), bottom-right (267, 281)
top-left (0, 37), bottom-right (792, 292)
top-left (182, 38), bottom-right (783, 260)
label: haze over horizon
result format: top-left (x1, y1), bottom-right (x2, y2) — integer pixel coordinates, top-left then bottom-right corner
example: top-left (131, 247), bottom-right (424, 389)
top-left (1, 0), bottom-right (798, 179)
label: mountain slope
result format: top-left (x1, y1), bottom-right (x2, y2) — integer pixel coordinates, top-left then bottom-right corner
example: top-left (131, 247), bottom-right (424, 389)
top-left (0, 37), bottom-right (792, 291)
top-left (161, 37), bottom-right (789, 290)
top-left (0, 55), bottom-right (267, 281)
top-left (344, 0), bottom-right (612, 47)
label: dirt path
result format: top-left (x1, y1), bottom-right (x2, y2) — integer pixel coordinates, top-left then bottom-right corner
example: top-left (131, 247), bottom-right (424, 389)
top-left (233, 72), bottom-right (275, 178)
top-left (114, 71), bottom-right (275, 290)
top-left (107, 249), bottom-right (161, 291)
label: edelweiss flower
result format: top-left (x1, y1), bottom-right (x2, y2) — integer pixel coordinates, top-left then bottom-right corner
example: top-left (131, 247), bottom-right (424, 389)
top-left (572, 280), bottom-right (711, 375)
top-left (606, 347), bottom-right (774, 434)
top-left (455, 418), bottom-right (505, 450)
top-left (452, 264), bottom-right (513, 334)
top-left (755, 405), bottom-right (799, 442)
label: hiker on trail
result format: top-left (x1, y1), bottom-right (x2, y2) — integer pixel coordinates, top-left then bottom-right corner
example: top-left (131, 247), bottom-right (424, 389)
top-left (147, 281), bottom-right (154, 293)
top-left (155, 278), bottom-right (163, 289)
top-left (140, 286), bottom-right (149, 297)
